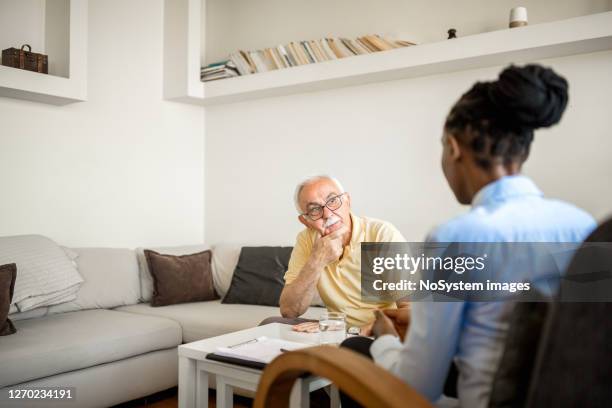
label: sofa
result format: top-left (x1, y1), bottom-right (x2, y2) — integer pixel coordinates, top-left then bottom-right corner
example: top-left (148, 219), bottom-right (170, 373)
top-left (0, 240), bottom-right (323, 407)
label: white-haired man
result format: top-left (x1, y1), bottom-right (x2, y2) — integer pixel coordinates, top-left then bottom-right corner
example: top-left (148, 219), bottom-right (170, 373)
top-left (267, 175), bottom-right (407, 333)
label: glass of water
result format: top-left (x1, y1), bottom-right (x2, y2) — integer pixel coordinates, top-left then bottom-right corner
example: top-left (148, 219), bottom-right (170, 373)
top-left (319, 312), bottom-right (346, 344)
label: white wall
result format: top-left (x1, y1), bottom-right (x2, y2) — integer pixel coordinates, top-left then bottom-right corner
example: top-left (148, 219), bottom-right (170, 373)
top-left (0, 0), bottom-right (46, 54)
top-left (204, 50), bottom-right (612, 245)
top-left (44, 0), bottom-right (70, 77)
top-left (0, 0), bottom-right (205, 248)
top-left (203, 0), bottom-right (611, 64)
top-left (203, 0), bottom-right (612, 245)
top-left (2, 1), bottom-right (611, 249)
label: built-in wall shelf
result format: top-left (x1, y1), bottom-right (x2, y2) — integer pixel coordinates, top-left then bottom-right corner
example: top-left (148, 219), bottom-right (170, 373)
top-left (163, 1), bottom-right (612, 106)
top-left (0, 0), bottom-right (88, 105)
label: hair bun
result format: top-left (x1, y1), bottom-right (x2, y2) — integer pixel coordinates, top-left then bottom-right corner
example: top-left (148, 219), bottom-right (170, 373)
top-left (488, 64), bottom-right (569, 130)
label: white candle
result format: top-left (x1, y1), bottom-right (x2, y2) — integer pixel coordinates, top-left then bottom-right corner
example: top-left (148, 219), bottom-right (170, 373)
top-left (509, 6), bottom-right (528, 28)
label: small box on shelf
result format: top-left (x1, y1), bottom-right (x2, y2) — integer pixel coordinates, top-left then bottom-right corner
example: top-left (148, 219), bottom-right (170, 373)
top-left (2, 44), bottom-right (48, 74)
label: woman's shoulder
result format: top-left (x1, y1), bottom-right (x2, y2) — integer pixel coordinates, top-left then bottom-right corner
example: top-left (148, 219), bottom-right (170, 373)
top-left (539, 197), bottom-right (597, 235)
top-left (428, 197), bottom-right (596, 242)
top-left (427, 210), bottom-right (504, 242)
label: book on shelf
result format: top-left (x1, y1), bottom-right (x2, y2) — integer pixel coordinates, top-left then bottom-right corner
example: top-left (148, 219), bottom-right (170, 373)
top-left (348, 38), bottom-right (369, 55)
top-left (301, 41), bottom-right (316, 63)
top-left (340, 38), bottom-right (359, 55)
top-left (200, 60), bottom-right (239, 82)
top-left (310, 40), bottom-right (329, 61)
top-left (367, 34), bottom-right (396, 51)
top-left (201, 33), bottom-right (416, 81)
top-left (357, 36), bottom-right (378, 52)
top-left (304, 41), bottom-right (319, 62)
top-left (275, 47), bottom-right (290, 68)
top-left (333, 38), bottom-right (354, 57)
top-left (229, 52), bottom-right (250, 75)
top-left (241, 50), bottom-right (258, 73)
top-left (375, 35), bottom-right (400, 50)
top-left (248, 51), bottom-right (264, 72)
top-left (395, 39), bottom-right (417, 47)
top-left (277, 44), bottom-right (295, 67)
top-left (319, 39), bottom-right (338, 60)
top-left (286, 43), bottom-right (301, 65)
top-left (291, 42), bottom-right (309, 65)
top-left (266, 48), bottom-right (284, 69)
top-left (362, 35), bottom-right (383, 51)
top-left (249, 50), bottom-right (277, 72)
top-left (326, 38), bottom-right (345, 58)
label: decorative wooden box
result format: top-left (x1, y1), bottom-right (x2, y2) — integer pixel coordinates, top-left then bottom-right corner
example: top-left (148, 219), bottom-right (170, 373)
top-left (2, 44), bottom-right (48, 74)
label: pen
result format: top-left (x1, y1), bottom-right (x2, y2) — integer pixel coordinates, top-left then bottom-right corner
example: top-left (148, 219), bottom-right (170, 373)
top-left (228, 338), bottom-right (259, 348)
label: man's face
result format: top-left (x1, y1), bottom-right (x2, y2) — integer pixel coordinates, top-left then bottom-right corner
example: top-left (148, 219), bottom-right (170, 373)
top-left (298, 179), bottom-right (351, 236)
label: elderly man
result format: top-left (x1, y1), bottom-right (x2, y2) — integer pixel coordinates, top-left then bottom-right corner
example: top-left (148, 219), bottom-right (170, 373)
top-left (271, 175), bottom-right (406, 333)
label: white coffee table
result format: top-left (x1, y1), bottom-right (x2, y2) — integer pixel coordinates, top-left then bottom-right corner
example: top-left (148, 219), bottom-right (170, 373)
top-left (178, 323), bottom-right (340, 408)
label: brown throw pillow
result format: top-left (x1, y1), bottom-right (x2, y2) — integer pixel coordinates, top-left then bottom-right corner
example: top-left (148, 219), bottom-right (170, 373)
top-left (144, 250), bottom-right (217, 307)
top-left (0, 263), bottom-right (17, 336)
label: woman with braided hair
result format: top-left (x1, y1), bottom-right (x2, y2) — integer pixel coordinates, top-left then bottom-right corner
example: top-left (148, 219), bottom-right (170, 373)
top-left (441, 64), bottom-right (573, 205)
top-left (341, 64), bottom-right (597, 408)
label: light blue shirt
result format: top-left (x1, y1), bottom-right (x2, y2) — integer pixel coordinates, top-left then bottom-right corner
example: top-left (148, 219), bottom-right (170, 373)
top-left (371, 175), bottom-right (596, 408)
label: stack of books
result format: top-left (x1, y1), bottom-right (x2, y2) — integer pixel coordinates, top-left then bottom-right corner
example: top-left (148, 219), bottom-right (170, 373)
top-left (201, 34), bottom-right (415, 80)
top-left (200, 60), bottom-right (240, 82)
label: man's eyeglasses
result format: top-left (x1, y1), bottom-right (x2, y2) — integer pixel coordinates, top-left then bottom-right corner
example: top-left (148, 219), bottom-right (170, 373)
top-left (302, 193), bottom-right (346, 221)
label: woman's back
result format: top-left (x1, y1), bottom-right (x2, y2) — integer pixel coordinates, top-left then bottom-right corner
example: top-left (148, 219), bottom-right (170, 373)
top-left (428, 175), bottom-right (595, 407)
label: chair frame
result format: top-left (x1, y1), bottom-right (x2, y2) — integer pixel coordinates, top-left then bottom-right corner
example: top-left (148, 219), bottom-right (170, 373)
top-left (254, 345), bottom-right (433, 408)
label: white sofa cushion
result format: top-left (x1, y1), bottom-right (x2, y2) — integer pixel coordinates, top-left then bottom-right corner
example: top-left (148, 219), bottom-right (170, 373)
top-left (0, 235), bottom-right (83, 312)
top-left (135, 245), bottom-right (208, 302)
top-left (0, 349), bottom-right (179, 408)
top-left (8, 305), bottom-right (48, 321)
top-left (47, 248), bottom-right (141, 314)
top-left (115, 300), bottom-right (325, 343)
top-left (0, 309), bottom-right (181, 388)
top-left (210, 244), bottom-right (241, 298)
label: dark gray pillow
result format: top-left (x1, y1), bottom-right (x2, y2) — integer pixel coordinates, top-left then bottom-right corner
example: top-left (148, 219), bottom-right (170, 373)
top-left (222, 246), bottom-right (293, 306)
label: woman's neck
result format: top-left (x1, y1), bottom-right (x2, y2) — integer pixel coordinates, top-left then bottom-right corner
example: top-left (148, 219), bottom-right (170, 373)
top-left (466, 163), bottom-right (521, 203)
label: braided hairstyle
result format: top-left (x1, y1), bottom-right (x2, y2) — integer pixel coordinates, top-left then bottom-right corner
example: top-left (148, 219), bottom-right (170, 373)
top-left (445, 64), bottom-right (569, 169)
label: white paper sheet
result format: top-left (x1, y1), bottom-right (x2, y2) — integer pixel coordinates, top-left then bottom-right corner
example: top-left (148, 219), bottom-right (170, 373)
top-left (215, 336), bottom-right (311, 364)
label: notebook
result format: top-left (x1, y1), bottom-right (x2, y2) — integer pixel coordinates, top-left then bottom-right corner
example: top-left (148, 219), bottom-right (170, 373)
top-left (206, 336), bottom-right (311, 369)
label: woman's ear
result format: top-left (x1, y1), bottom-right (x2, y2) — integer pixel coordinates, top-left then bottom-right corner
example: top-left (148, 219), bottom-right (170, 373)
top-left (447, 133), bottom-right (462, 161)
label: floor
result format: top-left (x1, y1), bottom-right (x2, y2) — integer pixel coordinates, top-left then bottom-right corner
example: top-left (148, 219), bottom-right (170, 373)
top-left (113, 387), bottom-right (252, 408)
top-left (113, 386), bottom-right (331, 408)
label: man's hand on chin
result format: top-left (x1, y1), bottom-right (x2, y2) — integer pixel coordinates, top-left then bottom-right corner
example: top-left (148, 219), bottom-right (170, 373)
top-left (311, 224), bottom-right (348, 266)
